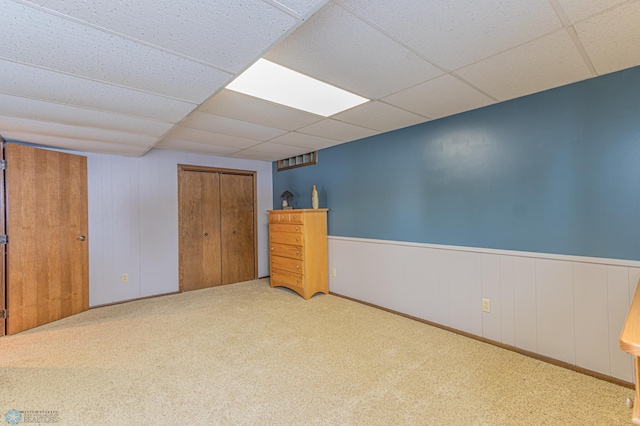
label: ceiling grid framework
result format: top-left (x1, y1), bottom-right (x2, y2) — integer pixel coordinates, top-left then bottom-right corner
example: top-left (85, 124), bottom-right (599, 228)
top-left (0, 0), bottom-right (638, 160)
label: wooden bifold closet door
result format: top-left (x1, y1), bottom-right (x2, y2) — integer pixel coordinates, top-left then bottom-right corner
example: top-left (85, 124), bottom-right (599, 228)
top-left (178, 166), bottom-right (256, 292)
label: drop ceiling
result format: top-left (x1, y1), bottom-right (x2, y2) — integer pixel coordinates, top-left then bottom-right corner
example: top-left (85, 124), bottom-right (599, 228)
top-left (1, 0), bottom-right (639, 161)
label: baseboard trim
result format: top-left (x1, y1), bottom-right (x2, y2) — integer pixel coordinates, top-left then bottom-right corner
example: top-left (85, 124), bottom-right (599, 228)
top-left (90, 291), bottom-right (181, 309)
top-left (330, 291), bottom-right (635, 390)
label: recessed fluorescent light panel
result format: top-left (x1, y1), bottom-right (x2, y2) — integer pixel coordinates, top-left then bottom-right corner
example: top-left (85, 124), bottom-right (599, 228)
top-left (226, 59), bottom-right (369, 117)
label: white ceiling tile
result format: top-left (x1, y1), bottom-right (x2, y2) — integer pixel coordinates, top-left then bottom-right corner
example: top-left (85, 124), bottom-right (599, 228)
top-left (456, 30), bottom-right (593, 101)
top-left (155, 139), bottom-right (240, 156)
top-left (0, 93), bottom-right (172, 137)
top-left (0, 115), bottom-right (157, 147)
top-left (28, 0), bottom-right (300, 72)
top-left (162, 127), bottom-right (259, 149)
top-left (574, 1), bottom-right (640, 75)
top-left (265, 2), bottom-right (443, 99)
top-left (340, 0), bottom-right (563, 70)
top-left (247, 142), bottom-right (314, 156)
top-left (333, 101), bottom-right (428, 132)
top-left (0, 60), bottom-right (196, 122)
top-left (297, 119), bottom-right (378, 141)
top-left (3, 131), bottom-right (148, 156)
top-left (269, 132), bottom-right (344, 150)
top-left (382, 74), bottom-right (495, 119)
top-left (199, 90), bottom-right (323, 130)
top-left (181, 112), bottom-right (288, 140)
top-left (272, 0), bottom-right (330, 16)
top-left (228, 150), bottom-right (283, 161)
top-left (556, 0), bottom-right (628, 23)
top-left (0, 1), bottom-right (231, 103)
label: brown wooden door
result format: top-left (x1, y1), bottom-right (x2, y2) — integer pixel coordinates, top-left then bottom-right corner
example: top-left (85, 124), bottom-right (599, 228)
top-left (178, 166), bottom-right (256, 292)
top-left (5, 143), bottom-right (89, 335)
top-left (220, 173), bottom-right (255, 285)
top-left (179, 170), bottom-right (222, 291)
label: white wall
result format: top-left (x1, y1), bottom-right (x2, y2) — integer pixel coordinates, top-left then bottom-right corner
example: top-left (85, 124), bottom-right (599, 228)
top-left (329, 236), bottom-right (640, 383)
top-left (87, 148), bottom-right (273, 307)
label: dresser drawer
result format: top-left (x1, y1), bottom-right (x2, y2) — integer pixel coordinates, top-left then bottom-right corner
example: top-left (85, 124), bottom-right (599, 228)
top-left (270, 243), bottom-right (303, 259)
top-left (271, 269), bottom-right (304, 289)
top-left (269, 213), bottom-right (281, 223)
top-left (269, 223), bottom-right (303, 234)
top-left (270, 232), bottom-right (303, 245)
top-left (270, 212), bottom-right (304, 224)
top-left (271, 255), bottom-right (303, 274)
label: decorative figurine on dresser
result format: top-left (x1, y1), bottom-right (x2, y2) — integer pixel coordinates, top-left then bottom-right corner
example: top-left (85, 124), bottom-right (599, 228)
top-left (267, 209), bottom-right (328, 299)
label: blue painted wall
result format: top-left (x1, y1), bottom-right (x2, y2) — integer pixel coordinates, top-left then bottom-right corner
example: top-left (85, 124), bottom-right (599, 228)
top-left (273, 67), bottom-right (640, 261)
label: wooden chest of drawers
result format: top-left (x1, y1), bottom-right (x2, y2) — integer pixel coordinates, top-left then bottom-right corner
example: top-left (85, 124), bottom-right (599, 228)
top-left (268, 209), bottom-right (328, 299)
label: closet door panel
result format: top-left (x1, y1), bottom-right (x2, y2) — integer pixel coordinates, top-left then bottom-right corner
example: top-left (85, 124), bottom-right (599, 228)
top-left (220, 173), bottom-right (255, 285)
top-left (179, 171), bottom-right (221, 291)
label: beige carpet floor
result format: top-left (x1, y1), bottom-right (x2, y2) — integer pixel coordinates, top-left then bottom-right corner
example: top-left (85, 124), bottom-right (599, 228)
top-left (0, 278), bottom-right (634, 425)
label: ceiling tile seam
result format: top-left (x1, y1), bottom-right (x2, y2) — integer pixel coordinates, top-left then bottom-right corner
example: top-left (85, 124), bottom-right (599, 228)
top-left (333, 0), bottom-right (452, 76)
top-left (0, 137), bottom-right (146, 157)
top-left (286, 125), bottom-right (342, 141)
top-left (547, 0), bottom-right (598, 76)
top-left (0, 55), bottom-right (203, 106)
top-left (0, 113), bottom-right (164, 140)
top-left (160, 139), bottom-right (242, 152)
top-left (333, 0), bottom-right (496, 103)
top-left (263, 131), bottom-right (337, 145)
top-left (336, 0), bottom-right (585, 102)
top-left (177, 126), bottom-right (265, 144)
top-left (547, 0), bottom-right (572, 26)
top-left (181, 115), bottom-right (289, 135)
top-left (261, 0), bottom-right (303, 19)
top-left (2, 129), bottom-right (150, 148)
top-left (377, 100), bottom-right (433, 121)
top-left (324, 116), bottom-right (387, 132)
top-left (12, 0), bottom-right (238, 75)
top-left (0, 91), bottom-right (175, 127)
top-left (565, 27), bottom-right (598, 76)
top-left (448, 74), bottom-right (500, 102)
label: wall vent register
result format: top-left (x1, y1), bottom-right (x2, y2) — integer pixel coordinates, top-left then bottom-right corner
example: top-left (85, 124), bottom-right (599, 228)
top-left (277, 151), bottom-right (317, 171)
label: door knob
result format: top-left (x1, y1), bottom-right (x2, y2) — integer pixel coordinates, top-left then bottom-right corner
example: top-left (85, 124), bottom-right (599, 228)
top-left (204, 233), bottom-right (209, 236)
top-left (77, 235), bottom-right (87, 241)
top-left (233, 230), bottom-right (236, 234)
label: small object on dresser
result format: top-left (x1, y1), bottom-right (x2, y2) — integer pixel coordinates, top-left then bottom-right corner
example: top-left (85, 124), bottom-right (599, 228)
top-left (281, 190), bottom-right (294, 209)
top-left (311, 185), bottom-right (319, 209)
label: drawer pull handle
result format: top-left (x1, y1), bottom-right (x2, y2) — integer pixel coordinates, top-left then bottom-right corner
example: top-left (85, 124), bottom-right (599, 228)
top-left (272, 260), bottom-right (274, 263)
top-left (297, 279), bottom-right (300, 283)
top-left (295, 227), bottom-right (299, 231)
top-left (271, 247), bottom-right (274, 251)
top-left (296, 265), bottom-right (300, 269)
top-left (295, 238), bottom-right (299, 241)
top-left (296, 251), bottom-right (299, 255)
top-left (281, 216), bottom-right (285, 219)
top-left (293, 216), bottom-right (297, 220)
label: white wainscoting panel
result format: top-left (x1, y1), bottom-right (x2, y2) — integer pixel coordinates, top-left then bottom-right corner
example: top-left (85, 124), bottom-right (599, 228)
top-left (481, 254), bottom-right (502, 342)
top-left (513, 256), bottom-right (537, 353)
top-left (328, 236), bottom-right (640, 382)
top-left (448, 250), bottom-right (483, 336)
top-left (536, 259), bottom-right (575, 365)
top-left (498, 255), bottom-right (516, 347)
top-left (607, 265), bottom-right (633, 382)
top-left (573, 262), bottom-right (609, 375)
